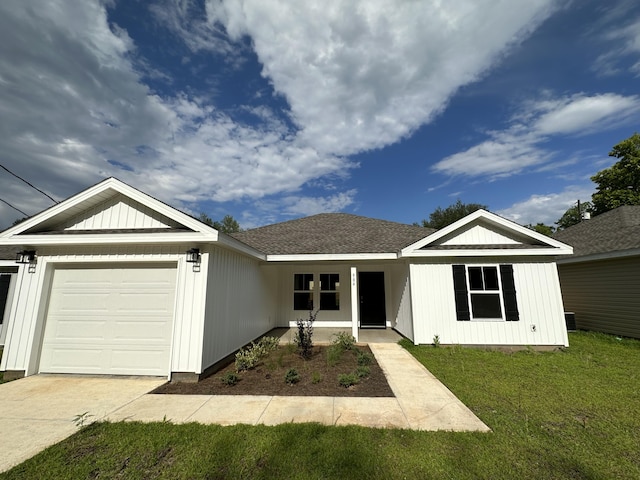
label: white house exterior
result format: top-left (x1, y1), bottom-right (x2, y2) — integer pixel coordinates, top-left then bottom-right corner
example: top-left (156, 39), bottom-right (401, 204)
top-left (0, 178), bottom-right (573, 382)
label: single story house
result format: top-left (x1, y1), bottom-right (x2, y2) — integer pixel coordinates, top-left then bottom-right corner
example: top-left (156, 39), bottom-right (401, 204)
top-left (0, 178), bottom-right (572, 381)
top-left (554, 205), bottom-right (640, 339)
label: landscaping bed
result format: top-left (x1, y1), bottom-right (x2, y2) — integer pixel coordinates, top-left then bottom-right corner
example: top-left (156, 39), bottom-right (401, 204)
top-left (153, 342), bottom-right (394, 397)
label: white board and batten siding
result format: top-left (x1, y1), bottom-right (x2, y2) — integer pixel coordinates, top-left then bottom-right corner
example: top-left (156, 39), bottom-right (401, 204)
top-left (200, 247), bottom-right (275, 371)
top-left (439, 224), bottom-right (521, 246)
top-left (55, 194), bottom-right (182, 230)
top-left (409, 259), bottom-right (568, 346)
top-left (558, 256), bottom-right (640, 339)
top-left (0, 245), bottom-right (210, 378)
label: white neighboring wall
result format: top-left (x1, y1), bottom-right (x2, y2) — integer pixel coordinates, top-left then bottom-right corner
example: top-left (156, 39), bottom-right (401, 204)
top-left (409, 258), bottom-right (568, 347)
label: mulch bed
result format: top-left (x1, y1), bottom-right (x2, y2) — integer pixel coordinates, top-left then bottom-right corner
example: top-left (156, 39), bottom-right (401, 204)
top-left (152, 345), bottom-right (395, 397)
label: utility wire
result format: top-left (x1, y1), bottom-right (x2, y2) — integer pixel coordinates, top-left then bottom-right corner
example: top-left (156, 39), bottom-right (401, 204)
top-left (0, 197), bottom-right (28, 217)
top-left (0, 163), bottom-right (58, 204)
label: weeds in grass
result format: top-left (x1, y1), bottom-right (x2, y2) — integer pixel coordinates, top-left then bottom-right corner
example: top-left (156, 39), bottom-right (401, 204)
top-left (73, 412), bottom-right (93, 428)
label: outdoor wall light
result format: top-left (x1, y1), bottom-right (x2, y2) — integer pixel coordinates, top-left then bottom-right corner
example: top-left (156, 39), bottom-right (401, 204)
top-left (186, 248), bottom-right (201, 264)
top-left (15, 250), bottom-right (36, 264)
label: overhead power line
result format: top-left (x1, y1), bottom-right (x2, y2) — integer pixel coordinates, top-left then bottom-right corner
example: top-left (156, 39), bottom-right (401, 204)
top-left (0, 163), bottom-right (58, 204)
top-left (0, 197), bottom-right (28, 217)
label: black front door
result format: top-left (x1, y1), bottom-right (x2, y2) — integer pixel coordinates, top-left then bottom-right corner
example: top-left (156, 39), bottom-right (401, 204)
top-left (359, 272), bottom-right (386, 328)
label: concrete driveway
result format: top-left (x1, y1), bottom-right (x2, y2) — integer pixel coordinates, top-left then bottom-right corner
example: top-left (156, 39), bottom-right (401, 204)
top-left (0, 375), bottom-right (165, 473)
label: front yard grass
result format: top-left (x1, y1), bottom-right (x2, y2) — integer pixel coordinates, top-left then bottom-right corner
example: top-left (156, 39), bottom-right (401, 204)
top-left (3, 331), bottom-right (639, 479)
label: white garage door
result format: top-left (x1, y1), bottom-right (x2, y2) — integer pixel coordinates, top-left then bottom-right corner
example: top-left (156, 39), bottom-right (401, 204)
top-left (40, 264), bottom-right (177, 376)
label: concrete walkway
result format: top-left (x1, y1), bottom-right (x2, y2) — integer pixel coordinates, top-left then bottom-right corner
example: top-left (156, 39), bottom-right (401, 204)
top-left (105, 343), bottom-right (490, 432)
top-left (0, 341), bottom-right (489, 473)
top-left (0, 376), bottom-right (165, 473)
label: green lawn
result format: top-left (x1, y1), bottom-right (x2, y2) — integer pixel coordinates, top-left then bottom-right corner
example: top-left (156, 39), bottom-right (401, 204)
top-left (2, 331), bottom-right (639, 479)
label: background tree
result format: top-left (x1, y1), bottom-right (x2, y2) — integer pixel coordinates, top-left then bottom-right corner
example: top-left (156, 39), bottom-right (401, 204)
top-left (590, 132), bottom-right (640, 216)
top-left (555, 201), bottom-right (592, 230)
top-left (526, 223), bottom-right (555, 236)
top-left (198, 213), bottom-right (242, 233)
top-left (419, 199), bottom-right (488, 229)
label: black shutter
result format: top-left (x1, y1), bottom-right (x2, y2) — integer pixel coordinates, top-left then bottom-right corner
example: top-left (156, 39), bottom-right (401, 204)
top-left (452, 265), bottom-right (470, 321)
top-left (0, 275), bottom-right (10, 325)
top-left (499, 264), bottom-right (519, 321)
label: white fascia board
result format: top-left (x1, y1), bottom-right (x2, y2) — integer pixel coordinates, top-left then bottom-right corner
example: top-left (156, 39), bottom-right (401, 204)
top-left (0, 177), bottom-right (219, 238)
top-left (0, 232), bottom-right (216, 246)
top-left (216, 233), bottom-right (266, 260)
top-left (404, 247), bottom-right (573, 257)
top-left (400, 209), bottom-right (572, 256)
top-left (556, 247), bottom-right (640, 264)
top-left (266, 253), bottom-right (398, 262)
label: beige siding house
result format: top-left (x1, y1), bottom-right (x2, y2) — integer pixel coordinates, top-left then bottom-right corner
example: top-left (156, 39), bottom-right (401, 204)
top-left (0, 178), bottom-right (573, 382)
top-left (554, 206), bottom-right (640, 339)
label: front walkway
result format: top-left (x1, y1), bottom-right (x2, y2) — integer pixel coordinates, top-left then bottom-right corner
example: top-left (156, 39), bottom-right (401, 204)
top-left (105, 342), bottom-right (490, 432)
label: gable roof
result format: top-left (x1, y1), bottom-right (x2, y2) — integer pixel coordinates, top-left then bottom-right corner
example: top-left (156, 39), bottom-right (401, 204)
top-left (231, 213), bottom-right (435, 255)
top-left (401, 209), bottom-right (572, 257)
top-left (554, 205), bottom-right (640, 261)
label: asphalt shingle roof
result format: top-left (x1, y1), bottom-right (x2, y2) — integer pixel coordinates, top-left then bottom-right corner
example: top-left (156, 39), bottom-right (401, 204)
top-left (553, 205), bottom-right (640, 258)
top-left (231, 213), bottom-right (435, 255)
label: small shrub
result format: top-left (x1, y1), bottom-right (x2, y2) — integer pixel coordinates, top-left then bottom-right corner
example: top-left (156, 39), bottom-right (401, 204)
top-left (331, 331), bottom-right (356, 351)
top-left (356, 350), bottom-right (373, 366)
top-left (311, 371), bottom-right (322, 384)
top-left (433, 334), bottom-right (440, 348)
top-left (338, 372), bottom-right (359, 388)
top-left (355, 366), bottom-right (371, 378)
top-left (326, 344), bottom-right (343, 367)
top-left (221, 372), bottom-right (239, 386)
top-left (285, 368), bottom-right (300, 385)
top-left (235, 336), bottom-right (280, 372)
top-left (294, 310), bottom-right (318, 359)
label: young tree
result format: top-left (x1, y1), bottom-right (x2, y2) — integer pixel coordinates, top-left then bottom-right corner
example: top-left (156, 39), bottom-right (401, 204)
top-left (420, 200), bottom-right (488, 229)
top-left (526, 223), bottom-right (556, 236)
top-left (198, 213), bottom-right (242, 233)
top-left (555, 201), bottom-right (592, 230)
top-left (591, 132), bottom-right (640, 216)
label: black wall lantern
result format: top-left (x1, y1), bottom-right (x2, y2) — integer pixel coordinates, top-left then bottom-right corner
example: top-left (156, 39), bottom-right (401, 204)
top-left (186, 248), bottom-right (201, 263)
top-left (16, 250), bottom-right (36, 264)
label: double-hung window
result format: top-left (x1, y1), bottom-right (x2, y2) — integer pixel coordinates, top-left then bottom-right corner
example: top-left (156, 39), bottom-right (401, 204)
top-left (452, 264), bottom-right (519, 321)
top-left (293, 273), bottom-right (340, 311)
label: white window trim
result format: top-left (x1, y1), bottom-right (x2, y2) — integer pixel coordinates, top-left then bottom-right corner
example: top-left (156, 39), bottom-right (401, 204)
top-left (466, 264), bottom-right (505, 322)
top-left (293, 272), bottom-right (341, 311)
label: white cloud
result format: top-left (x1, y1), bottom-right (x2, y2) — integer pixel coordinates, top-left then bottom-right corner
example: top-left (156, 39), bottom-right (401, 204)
top-left (432, 93), bottom-right (640, 177)
top-left (0, 0), bottom-right (562, 227)
top-left (592, 4), bottom-right (640, 76)
top-left (497, 185), bottom-right (595, 226)
top-left (205, 0), bottom-right (559, 156)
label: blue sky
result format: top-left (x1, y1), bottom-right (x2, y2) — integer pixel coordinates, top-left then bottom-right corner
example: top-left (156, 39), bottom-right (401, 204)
top-left (1, 0), bottom-right (639, 230)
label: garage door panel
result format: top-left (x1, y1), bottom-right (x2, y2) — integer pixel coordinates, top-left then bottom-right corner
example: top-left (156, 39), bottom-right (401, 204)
top-left (40, 265), bottom-right (176, 376)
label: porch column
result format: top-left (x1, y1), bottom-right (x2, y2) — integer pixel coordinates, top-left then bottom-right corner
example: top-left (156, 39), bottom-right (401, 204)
top-left (350, 267), bottom-right (358, 342)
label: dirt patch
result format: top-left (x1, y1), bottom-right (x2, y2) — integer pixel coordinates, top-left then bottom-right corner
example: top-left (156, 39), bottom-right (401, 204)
top-left (153, 345), bottom-right (394, 397)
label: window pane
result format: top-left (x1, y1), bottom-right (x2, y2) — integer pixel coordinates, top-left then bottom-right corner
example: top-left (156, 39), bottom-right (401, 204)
top-left (294, 292), bottom-right (314, 310)
top-left (483, 267), bottom-right (499, 290)
top-left (471, 294), bottom-right (502, 318)
top-left (320, 273), bottom-right (339, 291)
top-left (320, 292), bottom-right (340, 310)
top-left (468, 267), bottom-right (483, 290)
top-left (294, 273), bottom-right (313, 291)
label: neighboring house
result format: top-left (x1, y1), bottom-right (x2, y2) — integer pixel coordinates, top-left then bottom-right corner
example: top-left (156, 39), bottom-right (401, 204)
top-left (554, 206), bottom-right (640, 339)
top-left (0, 247), bottom-right (19, 347)
top-left (0, 178), bottom-right (572, 381)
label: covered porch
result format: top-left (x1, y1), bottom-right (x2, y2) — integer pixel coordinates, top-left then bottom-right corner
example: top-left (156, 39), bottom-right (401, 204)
top-left (265, 327), bottom-right (404, 345)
